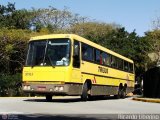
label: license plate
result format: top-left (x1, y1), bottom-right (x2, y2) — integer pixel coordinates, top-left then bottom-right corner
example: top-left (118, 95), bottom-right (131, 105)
top-left (37, 87), bottom-right (46, 91)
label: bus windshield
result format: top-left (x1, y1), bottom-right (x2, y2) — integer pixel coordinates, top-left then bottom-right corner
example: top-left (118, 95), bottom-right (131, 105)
top-left (26, 38), bottom-right (71, 67)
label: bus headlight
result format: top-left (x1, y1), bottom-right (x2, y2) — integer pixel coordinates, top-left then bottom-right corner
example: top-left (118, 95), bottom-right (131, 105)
top-left (59, 86), bottom-right (64, 91)
top-left (54, 86), bottom-right (59, 91)
top-left (54, 86), bottom-right (64, 91)
top-left (23, 85), bottom-right (31, 90)
top-left (49, 88), bottom-right (53, 91)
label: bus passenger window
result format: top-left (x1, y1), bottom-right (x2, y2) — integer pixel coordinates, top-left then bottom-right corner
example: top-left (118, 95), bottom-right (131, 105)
top-left (82, 43), bottom-right (93, 61)
top-left (129, 63), bottom-right (133, 73)
top-left (106, 54), bottom-right (111, 66)
top-left (100, 52), bottom-right (102, 64)
top-left (117, 58), bottom-right (123, 70)
top-left (95, 49), bottom-right (100, 63)
top-left (101, 52), bottom-right (106, 65)
top-left (124, 61), bottom-right (129, 71)
top-left (101, 52), bottom-right (111, 66)
top-left (111, 56), bottom-right (117, 68)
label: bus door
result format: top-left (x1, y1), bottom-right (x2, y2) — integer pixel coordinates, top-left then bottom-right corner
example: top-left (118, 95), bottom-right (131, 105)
top-left (71, 40), bottom-right (81, 83)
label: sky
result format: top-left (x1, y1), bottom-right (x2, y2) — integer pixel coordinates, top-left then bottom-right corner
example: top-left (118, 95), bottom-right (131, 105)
top-left (1, 0), bottom-right (160, 36)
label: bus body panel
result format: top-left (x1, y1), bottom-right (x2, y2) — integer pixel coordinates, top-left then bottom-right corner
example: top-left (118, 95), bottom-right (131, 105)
top-left (22, 34), bottom-right (135, 97)
top-left (81, 61), bottom-right (134, 87)
top-left (23, 67), bottom-right (72, 82)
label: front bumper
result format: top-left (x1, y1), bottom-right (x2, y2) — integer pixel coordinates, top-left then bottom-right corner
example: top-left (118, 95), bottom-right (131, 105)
top-left (23, 83), bottom-right (82, 96)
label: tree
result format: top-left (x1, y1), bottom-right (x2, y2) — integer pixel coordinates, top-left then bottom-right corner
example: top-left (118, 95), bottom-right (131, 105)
top-left (106, 28), bottom-right (152, 76)
top-left (69, 22), bottom-right (117, 44)
top-left (31, 6), bottom-right (89, 32)
top-left (152, 16), bottom-right (160, 30)
top-left (0, 29), bottom-right (28, 73)
top-left (0, 2), bottom-right (16, 28)
top-left (0, 2), bottom-right (36, 30)
top-left (145, 30), bottom-right (160, 66)
top-left (10, 9), bottom-right (35, 29)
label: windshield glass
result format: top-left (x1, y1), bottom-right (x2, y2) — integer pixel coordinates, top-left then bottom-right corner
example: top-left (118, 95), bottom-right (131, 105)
top-left (26, 38), bottom-right (71, 66)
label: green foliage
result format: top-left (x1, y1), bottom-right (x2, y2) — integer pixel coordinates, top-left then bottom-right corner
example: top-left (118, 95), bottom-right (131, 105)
top-left (0, 2), bottom-right (35, 29)
top-left (11, 9), bottom-right (35, 29)
top-left (0, 28), bottom-right (28, 73)
top-left (0, 2), bottom-right (16, 28)
top-left (104, 28), bottom-right (152, 76)
top-left (145, 30), bottom-right (160, 64)
top-left (0, 73), bottom-right (22, 96)
top-left (69, 22), bottom-right (117, 44)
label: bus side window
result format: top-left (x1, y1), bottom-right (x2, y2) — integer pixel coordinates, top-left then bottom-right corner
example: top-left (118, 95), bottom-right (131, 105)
top-left (101, 52), bottom-right (111, 66)
top-left (129, 63), bottom-right (133, 73)
top-left (73, 40), bottom-right (80, 68)
top-left (100, 51), bottom-right (102, 64)
top-left (117, 58), bottom-right (123, 70)
top-left (111, 56), bottom-right (117, 68)
top-left (95, 49), bottom-right (100, 63)
top-left (82, 43), bottom-right (93, 61)
top-left (124, 61), bottom-right (129, 71)
top-left (106, 54), bottom-right (111, 66)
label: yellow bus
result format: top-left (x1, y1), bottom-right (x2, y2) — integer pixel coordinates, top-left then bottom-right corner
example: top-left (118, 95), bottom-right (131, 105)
top-left (23, 34), bottom-right (135, 101)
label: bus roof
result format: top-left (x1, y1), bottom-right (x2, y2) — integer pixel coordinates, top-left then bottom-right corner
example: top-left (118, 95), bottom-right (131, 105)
top-left (30, 34), bottom-right (133, 63)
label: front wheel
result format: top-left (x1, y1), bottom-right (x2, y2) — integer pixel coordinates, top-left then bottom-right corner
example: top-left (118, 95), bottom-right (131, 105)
top-left (46, 95), bottom-right (52, 102)
top-left (81, 83), bottom-right (89, 101)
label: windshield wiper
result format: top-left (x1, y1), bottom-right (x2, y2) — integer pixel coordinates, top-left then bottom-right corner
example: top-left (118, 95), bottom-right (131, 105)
top-left (42, 40), bottom-right (55, 68)
top-left (48, 55), bottom-right (55, 68)
top-left (42, 40), bottom-right (48, 65)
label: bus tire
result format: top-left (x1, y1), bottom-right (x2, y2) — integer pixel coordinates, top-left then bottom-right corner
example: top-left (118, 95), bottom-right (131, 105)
top-left (121, 90), bottom-right (126, 99)
top-left (115, 84), bottom-right (123, 99)
top-left (114, 90), bottom-right (121, 99)
top-left (46, 95), bottom-right (52, 102)
top-left (117, 87), bottom-right (126, 99)
top-left (117, 90), bottom-right (121, 99)
top-left (81, 82), bottom-right (88, 101)
top-left (121, 86), bottom-right (127, 99)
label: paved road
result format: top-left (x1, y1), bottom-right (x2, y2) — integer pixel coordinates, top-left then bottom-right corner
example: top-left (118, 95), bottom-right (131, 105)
top-left (0, 96), bottom-right (160, 120)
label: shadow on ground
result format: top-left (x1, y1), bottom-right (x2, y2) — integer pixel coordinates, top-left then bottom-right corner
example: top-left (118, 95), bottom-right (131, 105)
top-left (24, 96), bottom-right (129, 103)
top-left (10, 114), bottom-right (118, 120)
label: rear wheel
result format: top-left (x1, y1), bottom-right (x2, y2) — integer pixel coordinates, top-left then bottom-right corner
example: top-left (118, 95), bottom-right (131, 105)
top-left (118, 88), bottom-right (126, 99)
top-left (114, 90), bottom-right (121, 99)
top-left (115, 84), bottom-right (126, 99)
top-left (46, 95), bottom-right (52, 102)
top-left (121, 87), bottom-right (126, 99)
